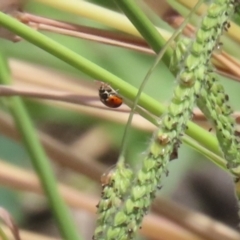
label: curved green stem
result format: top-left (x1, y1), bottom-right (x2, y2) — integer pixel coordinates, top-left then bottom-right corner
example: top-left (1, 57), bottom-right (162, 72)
top-left (113, 0), bottom-right (173, 65)
top-left (0, 12), bottom-right (220, 164)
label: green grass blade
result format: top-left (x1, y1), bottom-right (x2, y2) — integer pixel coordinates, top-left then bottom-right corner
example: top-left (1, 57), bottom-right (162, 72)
top-left (114, 0), bottom-right (172, 66)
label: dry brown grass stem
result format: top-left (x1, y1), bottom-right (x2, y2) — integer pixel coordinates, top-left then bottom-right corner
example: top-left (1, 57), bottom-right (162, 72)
top-left (22, 13), bottom-right (152, 55)
top-left (0, 207), bottom-right (20, 240)
top-left (153, 198), bottom-right (240, 240)
top-left (11, 12), bottom-right (240, 82)
top-left (0, 225), bottom-right (59, 240)
top-left (0, 112), bottom-right (104, 181)
top-left (9, 59), bottom-right (156, 131)
top-left (6, 60), bottom-right (240, 131)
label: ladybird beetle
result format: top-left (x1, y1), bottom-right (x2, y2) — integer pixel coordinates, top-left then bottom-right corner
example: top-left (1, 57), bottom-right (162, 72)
top-left (99, 83), bottom-right (123, 108)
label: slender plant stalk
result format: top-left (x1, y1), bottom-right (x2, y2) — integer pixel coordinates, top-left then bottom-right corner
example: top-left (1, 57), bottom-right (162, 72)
top-left (0, 12), bottom-right (224, 163)
top-left (183, 135), bottom-right (227, 170)
top-left (0, 52), bottom-right (81, 240)
top-left (113, 0), bottom-right (173, 66)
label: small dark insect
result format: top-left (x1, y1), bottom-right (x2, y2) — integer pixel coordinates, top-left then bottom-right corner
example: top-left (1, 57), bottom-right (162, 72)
top-left (99, 83), bottom-right (123, 108)
top-left (100, 165), bottom-right (116, 187)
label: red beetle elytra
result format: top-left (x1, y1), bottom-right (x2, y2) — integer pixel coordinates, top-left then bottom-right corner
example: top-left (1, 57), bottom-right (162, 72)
top-left (98, 83), bottom-right (123, 108)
